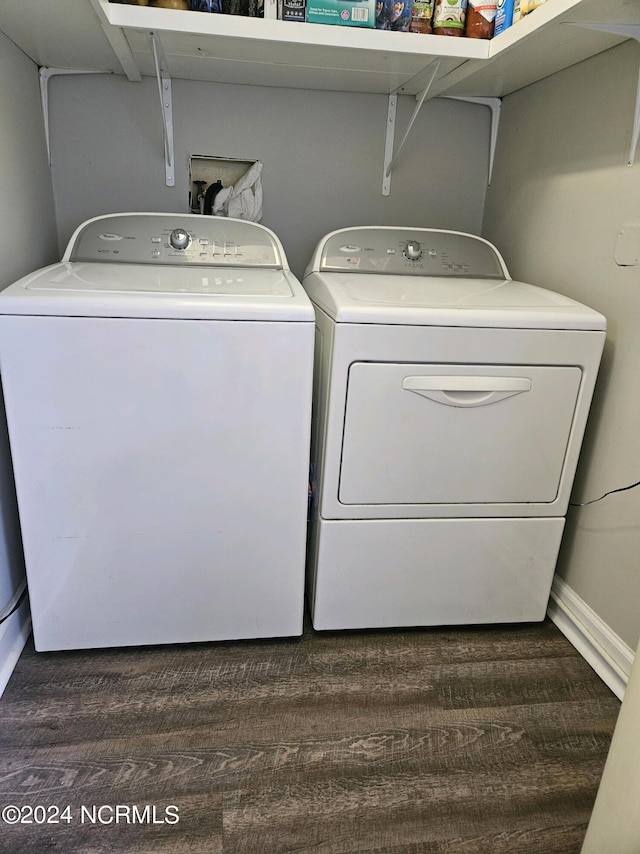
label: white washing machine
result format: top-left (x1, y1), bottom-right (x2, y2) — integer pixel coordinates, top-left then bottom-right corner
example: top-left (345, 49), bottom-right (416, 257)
top-left (303, 226), bottom-right (606, 631)
top-left (0, 213), bottom-right (315, 651)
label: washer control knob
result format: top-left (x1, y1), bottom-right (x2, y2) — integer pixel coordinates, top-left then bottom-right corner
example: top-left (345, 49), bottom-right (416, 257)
top-left (403, 240), bottom-right (422, 261)
top-left (169, 228), bottom-right (190, 250)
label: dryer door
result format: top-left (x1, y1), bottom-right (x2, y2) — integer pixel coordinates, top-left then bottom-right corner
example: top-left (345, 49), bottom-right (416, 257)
top-left (339, 362), bottom-right (582, 505)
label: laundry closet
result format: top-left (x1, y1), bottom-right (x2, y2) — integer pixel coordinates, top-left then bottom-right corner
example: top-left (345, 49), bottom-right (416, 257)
top-left (0, 0), bottom-right (638, 714)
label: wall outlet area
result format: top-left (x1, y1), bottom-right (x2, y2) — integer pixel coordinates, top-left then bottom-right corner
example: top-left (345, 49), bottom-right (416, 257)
top-left (614, 224), bottom-right (640, 267)
top-left (189, 156), bottom-right (257, 215)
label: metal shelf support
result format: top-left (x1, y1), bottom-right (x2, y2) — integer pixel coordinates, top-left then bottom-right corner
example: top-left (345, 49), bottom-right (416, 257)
top-left (382, 70), bottom-right (500, 195)
top-left (444, 96), bottom-right (502, 186)
top-left (382, 59), bottom-right (441, 196)
top-left (39, 68), bottom-right (105, 166)
top-left (568, 23), bottom-right (640, 166)
top-left (150, 31), bottom-right (175, 187)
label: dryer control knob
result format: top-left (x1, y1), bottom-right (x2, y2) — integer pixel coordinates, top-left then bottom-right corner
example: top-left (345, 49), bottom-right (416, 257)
top-left (170, 228), bottom-right (191, 250)
top-left (403, 240), bottom-right (422, 261)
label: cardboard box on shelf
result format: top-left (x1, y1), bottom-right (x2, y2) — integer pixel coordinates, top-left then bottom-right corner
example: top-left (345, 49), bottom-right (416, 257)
top-left (306, 0), bottom-right (375, 27)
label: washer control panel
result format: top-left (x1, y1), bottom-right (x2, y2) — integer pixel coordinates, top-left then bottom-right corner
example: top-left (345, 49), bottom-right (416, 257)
top-left (68, 214), bottom-right (282, 268)
top-left (318, 228), bottom-right (506, 278)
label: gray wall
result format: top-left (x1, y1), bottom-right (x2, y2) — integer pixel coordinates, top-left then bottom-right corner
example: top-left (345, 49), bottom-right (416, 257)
top-left (47, 74), bottom-right (491, 278)
top-left (0, 30), bottom-right (57, 677)
top-left (0, 33), bottom-right (58, 287)
top-left (483, 39), bottom-right (640, 651)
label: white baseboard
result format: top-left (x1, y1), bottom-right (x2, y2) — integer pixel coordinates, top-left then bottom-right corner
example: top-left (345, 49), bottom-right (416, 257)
top-left (547, 576), bottom-right (634, 701)
top-left (0, 583), bottom-right (31, 699)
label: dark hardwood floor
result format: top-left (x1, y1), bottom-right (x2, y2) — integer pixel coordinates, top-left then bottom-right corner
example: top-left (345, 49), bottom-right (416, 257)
top-left (0, 617), bottom-right (620, 853)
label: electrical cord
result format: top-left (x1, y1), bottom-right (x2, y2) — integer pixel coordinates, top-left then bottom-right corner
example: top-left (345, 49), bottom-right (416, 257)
top-left (569, 478), bottom-right (640, 507)
top-left (0, 587), bottom-right (27, 626)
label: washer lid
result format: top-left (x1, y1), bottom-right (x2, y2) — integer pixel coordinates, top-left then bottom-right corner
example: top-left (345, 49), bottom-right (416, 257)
top-left (0, 263), bottom-right (314, 321)
top-left (303, 271), bottom-right (606, 330)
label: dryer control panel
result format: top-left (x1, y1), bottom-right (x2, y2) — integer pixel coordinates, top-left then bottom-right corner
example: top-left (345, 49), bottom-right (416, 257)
top-left (315, 227), bottom-right (507, 278)
top-left (66, 214), bottom-right (283, 268)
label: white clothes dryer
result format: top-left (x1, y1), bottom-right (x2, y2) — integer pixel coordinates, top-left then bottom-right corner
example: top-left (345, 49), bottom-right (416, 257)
top-left (303, 226), bottom-right (606, 631)
top-left (0, 213), bottom-right (315, 651)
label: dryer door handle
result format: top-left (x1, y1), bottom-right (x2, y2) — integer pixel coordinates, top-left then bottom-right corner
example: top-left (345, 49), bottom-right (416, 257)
top-left (402, 375), bottom-right (532, 408)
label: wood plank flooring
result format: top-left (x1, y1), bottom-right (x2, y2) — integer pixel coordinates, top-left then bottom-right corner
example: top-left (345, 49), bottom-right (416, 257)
top-left (0, 618), bottom-right (620, 853)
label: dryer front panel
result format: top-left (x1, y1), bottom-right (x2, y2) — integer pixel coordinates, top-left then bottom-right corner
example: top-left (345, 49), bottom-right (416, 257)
top-left (339, 362), bottom-right (582, 506)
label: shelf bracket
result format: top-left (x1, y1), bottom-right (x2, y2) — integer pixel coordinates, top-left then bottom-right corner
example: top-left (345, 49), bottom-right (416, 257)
top-left (150, 32), bottom-right (175, 187)
top-left (567, 23), bottom-right (640, 166)
top-left (382, 59), bottom-right (441, 197)
top-left (444, 96), bottom-right (502, 186)
top-left (382, 93), bottom-right (397, 197)
top-left (39, 68), bottom-right (105, 167)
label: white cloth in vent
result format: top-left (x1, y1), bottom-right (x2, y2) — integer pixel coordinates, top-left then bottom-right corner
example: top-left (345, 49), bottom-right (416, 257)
top-left (212, 160), bottom-right (263, 222)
